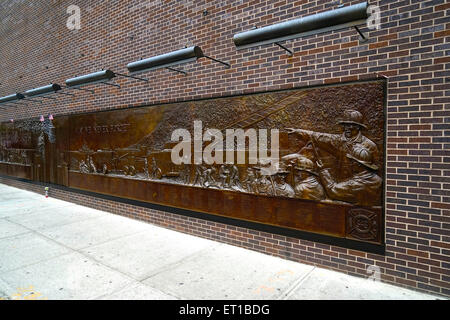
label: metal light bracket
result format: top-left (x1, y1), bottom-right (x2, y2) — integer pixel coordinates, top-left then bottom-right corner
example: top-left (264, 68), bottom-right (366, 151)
top-left (166, 67), bottom-right (187, 76)
top-left (275, 42), bottom-right (293, 56)
top-left (115, 72), bottom-right (149, 82)
top-left (100, 82), bottom-right (121, 88)
top-left (65, 86), bottom-right (95, 94)
top-left (354, 26), bottom-right (369, 43)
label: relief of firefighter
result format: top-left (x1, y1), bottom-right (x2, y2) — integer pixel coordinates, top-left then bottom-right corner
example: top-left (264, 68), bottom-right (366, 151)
top-left (285, 109), bottom-right (382, 207)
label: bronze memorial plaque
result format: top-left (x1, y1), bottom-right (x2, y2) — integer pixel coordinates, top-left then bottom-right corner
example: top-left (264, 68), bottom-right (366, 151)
top-left (0, 80), bottom-right (386, 245)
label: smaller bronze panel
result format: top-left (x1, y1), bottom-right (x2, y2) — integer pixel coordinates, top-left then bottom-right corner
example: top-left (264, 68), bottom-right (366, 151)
top-left (346, 207), bottom-right (382, 243)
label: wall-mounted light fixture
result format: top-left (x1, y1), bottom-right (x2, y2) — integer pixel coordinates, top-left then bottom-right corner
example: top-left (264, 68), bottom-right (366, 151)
top-left (0, 93), bottom-right (26, 107)
top-left (24, 83), bottom-right (69, 101)
top-left (65, 70), bottom-right (117, 93)
top-left (233, 2), bottom-right (369, 56)
top-left (65, 69), bottom-right (148, 93)
top-left (127, 46), bottom-right (230, 76)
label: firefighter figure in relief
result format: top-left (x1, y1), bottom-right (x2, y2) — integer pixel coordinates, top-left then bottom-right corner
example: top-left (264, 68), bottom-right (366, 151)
top-left (286, 110), bottom-right (382, 207)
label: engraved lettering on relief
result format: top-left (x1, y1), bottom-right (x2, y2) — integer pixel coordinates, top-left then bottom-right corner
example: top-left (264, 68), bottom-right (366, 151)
top-left (78, 124), bottom-right (131, 135)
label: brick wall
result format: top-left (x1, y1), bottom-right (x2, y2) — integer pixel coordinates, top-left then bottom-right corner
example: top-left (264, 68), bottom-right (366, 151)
top-left (0, 0), bottom-right (449, 297)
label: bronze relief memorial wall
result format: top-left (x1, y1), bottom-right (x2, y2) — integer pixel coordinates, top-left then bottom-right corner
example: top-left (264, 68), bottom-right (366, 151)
top-left (0, 79), bottom-right (386, 248)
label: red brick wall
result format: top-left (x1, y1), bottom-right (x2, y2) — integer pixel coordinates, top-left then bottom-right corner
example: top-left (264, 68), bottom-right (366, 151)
top-left (1, 0), bottom-right (449, 297)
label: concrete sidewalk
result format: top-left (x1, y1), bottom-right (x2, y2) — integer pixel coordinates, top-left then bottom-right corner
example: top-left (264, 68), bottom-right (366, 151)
top-left (0, 183), bottom-right (444, 300)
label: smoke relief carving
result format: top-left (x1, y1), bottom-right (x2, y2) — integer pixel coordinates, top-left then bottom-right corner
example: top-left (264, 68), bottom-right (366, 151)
top-left (0, 80), bottom-right (385, 246)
